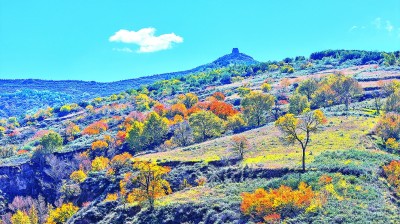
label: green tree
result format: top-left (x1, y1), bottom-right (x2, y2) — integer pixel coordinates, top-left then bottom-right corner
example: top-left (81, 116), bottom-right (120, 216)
top-left (135, 94), bottom-right (151, 112)
top-left (241, 91), bottom-right (275, 126)
top-left (275, 110), bottom-right (327, 172)
top-left (297, 78), bottom-right (318, 101)
top-left (385, 90), bottom-right (400, 113)
top-left (189, 110), bottom-right (225, 142)
top-left (382, 52), bottom-right (397, 66)
top-left (39, 132), bottom-right (63, 153)
top-left (289, 94), bottom-right (310, 115)
top-left (329, 74), bottom-right (362, 111)
top-left (126, 121), bottom-right (145, 151)
top-left (179, 93), bottom-right (199, 108)
top-left (141, 112), bottom-right (169, 148)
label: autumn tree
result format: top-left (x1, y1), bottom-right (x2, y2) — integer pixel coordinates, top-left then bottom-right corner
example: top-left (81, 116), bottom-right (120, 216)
top-left (382, 80), bottom-right (400, 96)
top-left (230, 135), bottom-right (249, 160)
top-left (209, 101), bottom-right (238, 119)
top-left (374, 113), bottom-right (400, 141)
top-left (128, 160), bottom-right (172, 209)
top-left (241, 182), bottom-right (323, 222)
top-left (310, 84), bottom-right (335, 108)
top-left (46, 203), bottom-right (79, 224)
top-left (226, 113), bottom-right (246, 133)
top-left (70, 170), bottom-right (87, 183)
top-left (297, 78), bottom-right (318, 101)
top-left (135, 93), bottom-right (152, 112)
top-left (11, 210), bottom-right (31, 224)
top-left (82, 120), bottom-right (108, 135)
top-left (169, 103), bottom-right (187, 118)
top-left (275, 109), bottom-right (327, 172)
top-left (289, 94), bottom-right (310, 115)
top-left (383, 160), bottom-right (400, 196)
top-left (178, 93), bottom-right (198, 108)
top-left (241, 91), bottom-right (275, 126)
top-left (33, 132), bottom-right (63, 165)
top-left (189, 110), bottom-right (225, 142)
top-left (91, 156), bottom-right (110, 172)
top-left (91, 140), bottom-right (108, 151)
top-left (110, 152), bottom-right (133, 173)
top-left (65, 122), bottom-right (80, 141)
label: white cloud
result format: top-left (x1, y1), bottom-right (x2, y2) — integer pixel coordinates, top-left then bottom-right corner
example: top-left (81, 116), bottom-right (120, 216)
top-left (386, 20), bottom-right (394, 32)
top-left (109, 27), bottom-right (183, 53)
top-left (349, 25), bottom-right (358, 32)
top-left (372, 17), bottom-right (382, 29)
top-left (112, 47), bottom-right (133, 53)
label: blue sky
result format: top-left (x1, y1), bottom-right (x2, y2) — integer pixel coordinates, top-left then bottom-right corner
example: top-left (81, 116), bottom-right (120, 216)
top-left (1, 0), bottom-right (399, 82)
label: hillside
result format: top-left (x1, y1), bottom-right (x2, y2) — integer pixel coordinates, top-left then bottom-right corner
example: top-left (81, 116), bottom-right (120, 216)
top-left (0, 49), bottom-right (399, 224)
top-left (0, 48), bottom-right (258, 118)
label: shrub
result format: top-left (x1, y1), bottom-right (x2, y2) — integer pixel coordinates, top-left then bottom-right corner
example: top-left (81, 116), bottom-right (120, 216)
top-left (70, 170), bottom-right (87, 183)
top-left (374, 113), bottom-right (400, 141)
top-left (104, 193), bottom-right (118, 202)
top-left (38, 132), bottom-right (63, 153)
top-left (241, 182), bottom-right (323, 222)
top-left (280, 65), bottom-right (294, 73)
top-left (383, 160), bottom-right (400, 196)
top-left (82, 120), bottom-right (108, 135)
top-left (91, 140), bottom-right (108, 151)
top-left (261, 83), bottom-right (272, 93)
top-left (91, 157), bottom-right (110, 172)
top-left (386, 138), bottom-right (399, 151)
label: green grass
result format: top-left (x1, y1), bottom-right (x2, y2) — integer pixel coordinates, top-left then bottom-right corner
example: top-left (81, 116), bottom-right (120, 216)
top-left (139, 116), bottom-right (378, 170)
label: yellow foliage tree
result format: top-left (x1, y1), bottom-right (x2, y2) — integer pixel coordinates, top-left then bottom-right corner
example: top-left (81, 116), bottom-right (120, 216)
top-left (70, 170), bottom-right (87, 183)
top-left (91, 156), bottom-right (110, 172)
top-left (11, 210), bottom-right (31, 224)
top-left (275, 109), bottom-right (327, 172)
top-left (128, 160), bottom-right (172, 209)
top-left (46, 203), bottom-right (79, 224)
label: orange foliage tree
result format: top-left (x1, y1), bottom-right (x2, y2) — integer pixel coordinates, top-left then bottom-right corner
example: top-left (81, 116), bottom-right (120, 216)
top-left (241, 182), bottom-right (323, 222)
top-left (82, 120), bottom-right (108, 135)
top-left (383, 160), bottom-right (400, 196)
top-left (169, 103), bottom-right (187, 118)
top-left (209, 101), bottom-right (238, 119)
top-left (91, 140), bottom-right (108, 151)
top-left (374, 113), bottom-right (400, 141)
top-left (110, 152), bottom-right (133, 172)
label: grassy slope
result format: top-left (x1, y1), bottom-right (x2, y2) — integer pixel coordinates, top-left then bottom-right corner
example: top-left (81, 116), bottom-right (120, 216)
top-left (138, 115), bottom-right (378, 169)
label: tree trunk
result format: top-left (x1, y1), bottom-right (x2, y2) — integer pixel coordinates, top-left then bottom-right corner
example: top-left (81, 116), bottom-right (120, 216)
top-left (302, 146), bottom-right (306, 172)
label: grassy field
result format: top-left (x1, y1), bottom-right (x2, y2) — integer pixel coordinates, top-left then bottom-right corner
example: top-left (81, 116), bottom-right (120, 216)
top-left (138, 115), bottom-right (379, 169)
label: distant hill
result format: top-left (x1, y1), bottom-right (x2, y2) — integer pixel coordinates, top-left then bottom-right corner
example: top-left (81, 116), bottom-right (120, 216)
top-left (0, 48), bottom-right (258, 118)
